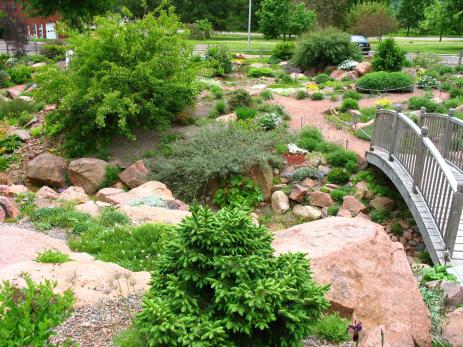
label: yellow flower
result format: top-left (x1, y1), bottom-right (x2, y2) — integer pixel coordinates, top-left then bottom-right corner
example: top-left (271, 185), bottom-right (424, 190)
top-left (306, 82), bottom-right (319, 91)
top-left (376, 98), bottom-right (392, 109)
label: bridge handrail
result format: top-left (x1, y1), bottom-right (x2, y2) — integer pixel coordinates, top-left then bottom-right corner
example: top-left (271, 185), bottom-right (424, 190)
top-left (371, 108), bottom-right (463, 256)
top-left (420, 108), bottom-right (463, 172)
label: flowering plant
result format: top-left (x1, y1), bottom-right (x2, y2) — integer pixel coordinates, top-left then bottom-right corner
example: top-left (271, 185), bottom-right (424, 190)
top-left (258, 113), bottom-right (282, 131)
top-left (338, 60), bottom-right (359, 71)
top-left (306, 82), bottom-right (319, 91)
top-left (375, 98), bottom-right (392, 109)
top-left (417, 74), bottom-right (440, 89)
top-left (287, 143), bottom-right (308, 154)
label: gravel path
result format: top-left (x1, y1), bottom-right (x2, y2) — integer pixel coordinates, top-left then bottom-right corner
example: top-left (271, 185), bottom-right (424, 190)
top-left (273, 89), bottom-right (449, 158)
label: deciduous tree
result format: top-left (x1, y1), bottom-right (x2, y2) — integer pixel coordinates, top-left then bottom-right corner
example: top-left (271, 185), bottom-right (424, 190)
top-left (397, 0), bottom-right (429, 35)
top-left (420, 0), bottom-right (453, 41)
top-left (347, 1), bottom-right (397, 39)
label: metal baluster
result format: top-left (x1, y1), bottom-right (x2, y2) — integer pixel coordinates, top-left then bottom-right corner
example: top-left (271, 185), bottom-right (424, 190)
top-left (413, 127), bottom-right (428, 194)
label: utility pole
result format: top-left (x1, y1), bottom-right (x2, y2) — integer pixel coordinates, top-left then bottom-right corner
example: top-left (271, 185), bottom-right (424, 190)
top-left (247, 0), bottom-right (252, 50)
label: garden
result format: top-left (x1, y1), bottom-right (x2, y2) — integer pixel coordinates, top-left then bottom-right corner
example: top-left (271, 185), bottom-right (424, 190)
top-left (1, 2), bottom-right (463, 347)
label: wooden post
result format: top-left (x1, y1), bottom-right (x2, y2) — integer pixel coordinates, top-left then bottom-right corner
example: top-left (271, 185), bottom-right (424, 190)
top-left (445, 183), bottom-right (463, 256)
top-left (459, 50), bottom-right (463, 66)
top-left (442, 108), bottom-right (454, 159)
top-left (418, 107), bottom-right (427, 127)
top-left (389, 106), bottom-right (402, 161)
top-left (370, 105), bottom-right (382, 151)
top-left (412, 126), bottom-right (428, 194)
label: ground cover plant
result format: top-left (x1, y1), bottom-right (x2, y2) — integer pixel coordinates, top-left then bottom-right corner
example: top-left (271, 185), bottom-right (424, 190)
top-left (132, 206), bottom-right (329, 346)
top-left (35, 249), bottom-right (70, 264)
top-left (150, 124), bottom-right (287, 202)
top-left (34, 10), bottom-right (197, 157)
top-left (213, 175), bottom-right (263, 208)
top-left (0, 274), bottom-right (74, 346)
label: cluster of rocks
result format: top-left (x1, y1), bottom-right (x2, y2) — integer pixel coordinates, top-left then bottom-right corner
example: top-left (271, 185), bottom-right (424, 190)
top-left (330, 61), bottom-right (372, 81)
top-left (0, 153), bottom-right (191, 225)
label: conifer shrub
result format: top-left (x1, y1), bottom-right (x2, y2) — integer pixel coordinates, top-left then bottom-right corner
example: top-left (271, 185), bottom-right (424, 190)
top-left (136, 206), bottom-right (329, 346)
top-left (372, 37), bottom-right (406, 72)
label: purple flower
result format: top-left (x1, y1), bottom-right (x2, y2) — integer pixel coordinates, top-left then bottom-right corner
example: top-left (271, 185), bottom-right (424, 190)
top-left (347, 321), bottom-right (362, 342)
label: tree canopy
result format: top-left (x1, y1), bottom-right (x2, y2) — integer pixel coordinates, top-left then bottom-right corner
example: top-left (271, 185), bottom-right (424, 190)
top-left (397, 0), bottom-right (430, 35)
top-left (347, 1), bottom-right (397, 38)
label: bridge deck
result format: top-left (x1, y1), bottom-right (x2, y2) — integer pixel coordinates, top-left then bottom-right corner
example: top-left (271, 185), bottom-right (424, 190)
top-left (367, 149), bottom-right (463, 282)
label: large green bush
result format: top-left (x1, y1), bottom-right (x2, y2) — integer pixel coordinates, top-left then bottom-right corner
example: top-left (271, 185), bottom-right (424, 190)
top-left (34, 11), bottom-right (197, 156)
top-left (136, 206), bottom-right (329, 346)
top-left (8, 65), bottom-right (33, 84)
top-left (292, 28), bottom-right (362, 70)
top-left (272, 42), bottom-right (295, 61)
top-left (205, 45), bottom-right (233, 77)
top-left (150, 124), bottom-right (286, 202)
top-left (41, 43), bottom-right (66, 61)
top-left (0, 274), bottom-right (74, 345)
top-left (356, 72), bottom-right (414, 93)
top-left (372, 37), bottom-right (406, 72)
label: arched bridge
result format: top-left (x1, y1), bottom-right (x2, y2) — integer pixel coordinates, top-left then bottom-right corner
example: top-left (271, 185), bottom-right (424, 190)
top-left (366, 107), bottom-right (463, 281)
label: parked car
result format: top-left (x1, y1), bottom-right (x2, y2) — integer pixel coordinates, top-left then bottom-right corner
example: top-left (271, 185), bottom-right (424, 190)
top-left (351, 35), bottom-right (370, 54)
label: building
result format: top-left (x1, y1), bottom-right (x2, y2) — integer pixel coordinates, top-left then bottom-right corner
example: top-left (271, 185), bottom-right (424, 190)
top-left (0, 0), bottom-right (60, 39)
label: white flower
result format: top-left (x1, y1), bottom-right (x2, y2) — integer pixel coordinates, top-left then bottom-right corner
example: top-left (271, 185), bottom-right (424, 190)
top-left (287, 143), bottom-right (308, 154)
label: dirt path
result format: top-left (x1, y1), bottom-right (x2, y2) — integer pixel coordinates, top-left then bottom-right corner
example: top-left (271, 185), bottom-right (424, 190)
top-left (273, 89), bottom-right (449, 158)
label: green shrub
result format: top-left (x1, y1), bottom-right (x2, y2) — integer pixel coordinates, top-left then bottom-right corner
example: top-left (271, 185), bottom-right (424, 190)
top-left (307, 313), bottom-right (350, 343)
top-left (99, 165), bottom-right (121, 189)
top-left (421, 265), bottom-right (458, 284)
top-left (327, 205), bottom-right (340, 216)
top-left (295, 90), bottom-right (308, 100)
top-left (327, 150), bottom-right (358, 168)
top-left (70, 223), bottom-right (174, 271)
top-left (327, 168), bottom-right (351, 184)
top-left (390, 222), bottom-right (403, 236)
top-left (330, 188), bottom-right (349, 202)
top-left (136, 206), bottom-right (329, 346)
top-left (34, 12), bottom-right (197, 157)
top-left (293, 28), bottom-right (362, 70)
top-left (311, 92), bottom-right (324, 100)
top-left (356, 71), bottom-right (414, 93)
top-left (8, 65), bottom-right (33, 84)
top-left (297, 126), bottom-right (323, 151)
top-left (0, 70), bottom-right (10, 87)
top-left (372, 37), bottom-right (406, 72)
top-left (0, 135), bottom-right (22, 155)
top-left (314, 73), bottom-right (330, 85)
top-left (213, 175), bottom-right (263, 208)
top-left (440, 82), bottom-right (452, 91)
top-left (0, 99), bottom-right (35, 122)
top-left (450, 88), bottom-right (463, 99)
top-left (369, 208), bottom-right (391, 223)
top-left (260, 90), bottom-right (272, 100)
top-left (408, 96), bottom-right (439, 112)
top-left (235, 106), bottom-right (257, 120)
top-left (292, 167), bottom-right (325, 181)
top-left (41, 43), bottom-right (66, 61)
top-left (444, 98), bottom-right (463, 109)
top-left (210, 85), bottom-right (224, 99)
top-left (272, 42), bottom-right (295, 61)
top-left (35, 249), bottom-right (70, 264)
top-left (258, 112), bottom-right (282, 131)
top-left (97, 206), bottom-right (131, 228)
top-left (206, 45), bottom-right (232, 77)
top-left (248, 67), bottom-right (274, 78)
top-left (435, 65), bottom-right (453, 75)
top-left (0, 274), bottom-right (74, 345)
top-left (210, 99), bottom-right (226, 117)
top-left (150, 125), bottom-right (286, 202)
top-left (228, 89), bottom-right (252, 109)
top-left (343, 90), bottom-right (361, 100)
top-left (341, 98), bottom-right (359, 112)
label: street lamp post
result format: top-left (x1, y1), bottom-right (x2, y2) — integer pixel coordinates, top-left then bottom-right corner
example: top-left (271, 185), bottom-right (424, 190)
top-left (247, 0), bottom-right (252, 50)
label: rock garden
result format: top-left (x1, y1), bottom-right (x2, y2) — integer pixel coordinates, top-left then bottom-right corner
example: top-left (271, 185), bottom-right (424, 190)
top-left (1, 10), bottom-right (463, 347)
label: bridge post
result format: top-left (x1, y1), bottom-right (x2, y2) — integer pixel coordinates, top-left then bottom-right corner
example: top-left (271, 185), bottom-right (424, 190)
top-left (412, 126), bottom-right (428, 194)
top-left (442, 109), bottom-right (455, 159)
top-left (418, 107), bottom-right (427, 127)
top-left (370, 105), bottom-right (382, 151)
top-left (445, 183), bottom-right (463, 257)
top-left (389, 105), bottom-right (402, 161)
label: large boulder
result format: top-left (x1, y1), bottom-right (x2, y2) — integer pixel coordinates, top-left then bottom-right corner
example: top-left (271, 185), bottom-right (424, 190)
top-left (289, 184), bottom-right (309, 202)
top-left (273, 218), bottom-right (431, 347)
top-left (95, 188), bottom-right (125, 204)
top-left (26, 153), bottom-right (68, 188)
top-left (118, 205), bottom-right (190, 225)
top-left (0, 225), bottom-right (150, 307)
top-left (443, 308), bottom-right (463, 347)
top-left (247, 164), bottom-right (273, 201)
top-left (36, 186), bottom-right (59, 200)
top-left (271, 191), bottom-right (290, 214)
top-left (370, 197), bottom-right (395, 212)
top-left (75, 201), bottom-right (111, 218)
top-left (0, 196), bottom-right (19, 219)
top-left (68, 158), bottom-right (109, 194)
top-left (354, 62), bottom-right (372, 77)
top-left (119, 160), bottom-right (149, 189)
top-left (342, 196), bottom-right (367, 215)
top-left (293, 204), bottom-right (322, 221)
top-left (102, 181), bottom-right (174, 206)
top-left (59, 186), bottom-right (89, 203)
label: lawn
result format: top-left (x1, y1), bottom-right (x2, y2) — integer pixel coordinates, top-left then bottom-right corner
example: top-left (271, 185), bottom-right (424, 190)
top-left (192, 33), bottom-right (463, 55)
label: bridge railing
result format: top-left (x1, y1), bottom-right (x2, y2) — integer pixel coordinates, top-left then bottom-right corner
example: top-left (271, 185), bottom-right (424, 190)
top-left (371, 108), bottom-right (463, 256)
top-left (420, 108), bottom-right (463, 172)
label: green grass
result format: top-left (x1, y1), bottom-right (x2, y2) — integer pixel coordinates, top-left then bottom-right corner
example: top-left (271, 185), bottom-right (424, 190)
top-left (192, 33), bottom-right (463, 55)
top-left (370, 38), bottom-right (463, 54)
top-left (35, 249), bottom-right (70, 264)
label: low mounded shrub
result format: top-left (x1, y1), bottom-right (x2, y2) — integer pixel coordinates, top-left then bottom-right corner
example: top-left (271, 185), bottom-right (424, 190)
top-left (8, 65), bottom-right (33, 84)
top-left (343, 90), bottom-right (361, 100)
top-left (228, 89), bottom-right (252, 110)
top-left (314, 73), bottom-right (330, 85)
top-left (41, 43), bottom-right (66, 61)
top-left (408, 96), bottom-right (440, 112)
top-left (150, 125), bottom-right (286, 202)
top-left (272, 42), bottom-right (295, 61)
top-left (293, 28), bottom-right (362, 70)
top-left (311, 92), bottom-right (324, 100)
top-left (297, 126), bottom-right (323, 151)
top-left (0, 70), bottom-right (10, 87)
top-left (356, 72), bottom-right (414, 93)
top-left (307, 313), bottom-right (350, 343)
top-left (327, 168), bottom-right (351, 184)
top-left (450, 88), bottom-right (463, 99)
top-left (340, 98), bottom-right (359, 112)
top-left (135, 206), bottom-right (330, 346)
top-left (296, 90), bottom-right (308, 100)
top-left (248, 67), bottom-right (274, 78)
top-left (235, 106), bottom-right (257, 120)
top-left (292, 167), bottom-right (325, 181)
top-left (327, 150), bottom-right (358, 169)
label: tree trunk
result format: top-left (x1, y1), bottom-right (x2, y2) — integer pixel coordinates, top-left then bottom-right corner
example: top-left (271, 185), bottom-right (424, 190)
top-left (407, 26), bottom-right (410, 36)
top-left (440, 29), bottom-right (443, 42)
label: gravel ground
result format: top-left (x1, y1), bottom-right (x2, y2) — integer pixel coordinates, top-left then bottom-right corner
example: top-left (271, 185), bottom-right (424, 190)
top-left (50, 292), bottom-right (145, 347)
